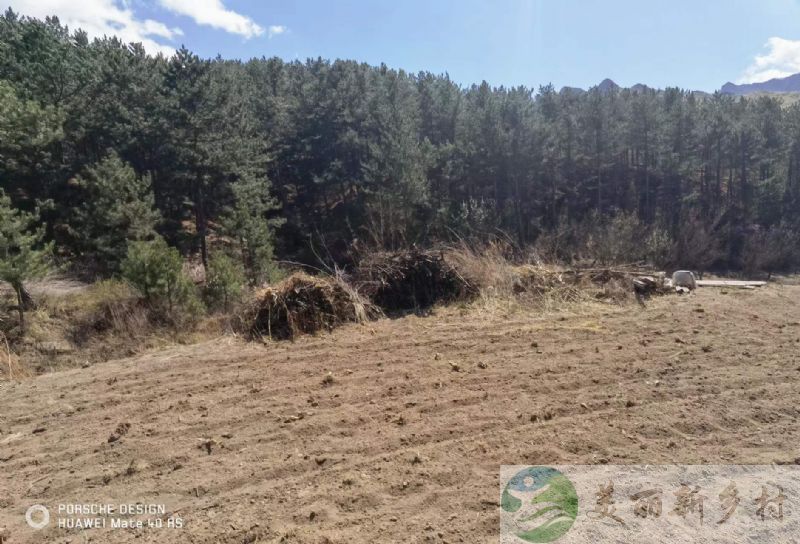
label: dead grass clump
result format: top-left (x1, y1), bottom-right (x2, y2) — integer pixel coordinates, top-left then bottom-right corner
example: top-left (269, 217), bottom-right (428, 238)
top-left (386, 243), bottom-right (639, 313)
top-left (512, 265), bottom-right (569, 295)
top-left (507, 265), bottom-right (589, 311)
top-left (509, 264), bottom-right (672, 307)
top-left (0, 332), bottom-right (28, 380)
top-left (246, 272), bottom-right (379, 340)
top-left (561, 268), bottom-right (663, 305)
top-left (590, 276), bottom-right (634, 304)
top-left (444, 243), bottom-right (519, 298)
top-left (560, 268), bottom-right (646, 285)
top-left (354, 249), bottom-right (477, 313)
top-left (435, 244), bottom-right (601, 312)
top-left (69, 280), bottom-right (152, 346)
top-left (76, 297), bottom-right (151, 341)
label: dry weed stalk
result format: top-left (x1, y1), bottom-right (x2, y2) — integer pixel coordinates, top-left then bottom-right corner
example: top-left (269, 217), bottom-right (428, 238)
top-left (0, 332), bottom-right (27, 381)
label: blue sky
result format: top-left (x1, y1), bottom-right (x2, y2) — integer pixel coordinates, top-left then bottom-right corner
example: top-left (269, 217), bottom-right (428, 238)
top-left (6, 0), bottom-right (800, 91)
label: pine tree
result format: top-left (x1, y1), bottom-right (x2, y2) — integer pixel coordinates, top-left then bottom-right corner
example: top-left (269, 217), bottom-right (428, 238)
top-left (0, 80), bottom-right (63, 200)
top-left (221, 176), bottom-right (283, 285)
top-left (161, 48), bottom-right (267, 271)
top-left (0, 190), bottom-right (52, 331)
top-left (363, 67), bottom-right (427, 247)
top-left (121, 237), bottom-right (197, 315)
top-left (204, 253), bottom-right (245, 312)
top-left (160, 47), bottom-right (213, 267)
top-left (2, 9), bottom-right (800, 274)
top-left (70, 153), bottom-right (161, 273)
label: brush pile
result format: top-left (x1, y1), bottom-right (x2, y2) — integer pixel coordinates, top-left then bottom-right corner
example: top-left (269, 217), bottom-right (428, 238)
top-left (512, 266), bottom-right (569, 294)
top-left (241, 253), bottom-right (672, 342)
top-left (512, 266), bottom-right (671, 304)
top-left (247, 272), bottom-right (379, 340)
top-left (353, 250), bottom-right (477, 312)
top-left (560, 268), bottom-right (654, 286)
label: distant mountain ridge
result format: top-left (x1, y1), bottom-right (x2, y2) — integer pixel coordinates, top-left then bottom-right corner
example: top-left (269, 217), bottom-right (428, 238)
top-left (558, 79), bottom-right (656, 94)
top-left (721, 73), bottom-right (800, 95)
top-left (596, 78), bottom-right (620, 93)
top-left (558, 74), bottom-right (800, 98)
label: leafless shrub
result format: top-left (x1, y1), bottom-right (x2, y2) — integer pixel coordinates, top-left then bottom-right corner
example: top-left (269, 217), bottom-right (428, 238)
top-left (534, 211), bottom-right (672, 268)
top-left (670, 216), bottom-right (723, 275)
top-left (741, 225), bottom-right (800, 278)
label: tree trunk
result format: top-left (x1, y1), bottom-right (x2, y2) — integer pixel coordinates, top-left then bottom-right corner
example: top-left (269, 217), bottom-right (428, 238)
top-left (14, 284), bottom-right (25, 333)
top-left (20, 285), bottom-right (36, 310)
top-left (195, 182), bottom-right (209, 271)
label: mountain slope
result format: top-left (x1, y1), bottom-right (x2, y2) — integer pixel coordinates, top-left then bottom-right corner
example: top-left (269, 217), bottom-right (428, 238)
top-left (722, 73), bottom-right (800, 95)
top-left (596, 78), bottom-right (620, 93)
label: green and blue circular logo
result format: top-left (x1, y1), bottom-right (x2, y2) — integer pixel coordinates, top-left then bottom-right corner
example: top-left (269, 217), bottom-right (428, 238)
top-left (501, 467), bottom-right (578, 543)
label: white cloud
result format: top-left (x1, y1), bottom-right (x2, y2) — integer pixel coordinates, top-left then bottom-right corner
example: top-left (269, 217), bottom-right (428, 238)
top-left (738, 37), bottom-right (800, 84)
top-left (142, 18), bottom-right (183, 39)
top-left (157, 0), bottom-right (264, 38)
top-left (267, 25), bottom-right (287, 38)
top-left (5, 0), bottom-right (180, 56)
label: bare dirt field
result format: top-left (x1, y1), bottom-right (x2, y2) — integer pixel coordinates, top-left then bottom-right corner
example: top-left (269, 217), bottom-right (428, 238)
top-left (1, 285), bottom-right (799, 543)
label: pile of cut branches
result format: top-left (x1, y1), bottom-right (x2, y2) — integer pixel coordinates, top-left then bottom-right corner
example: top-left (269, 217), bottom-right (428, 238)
top-left (246, 272), bottom-right (379, 340)
top-left (353, 250), bottom-right (477, 313)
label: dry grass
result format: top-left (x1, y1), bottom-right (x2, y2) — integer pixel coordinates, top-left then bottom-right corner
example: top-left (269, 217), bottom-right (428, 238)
top-left (442, 242), bottom-right (645, 319)
top-left (444, 242), bottom-right (519, 298)
top-left (332, 271), bottom-right (376, 325)
top-left (1, 280), bottom-right (216, 377)
top-left (0, 332), bottom-right (29, 381)
top-left (0, 247), bottom-right (658, 373)
top-left (61, 280), bottom-right (152, 345)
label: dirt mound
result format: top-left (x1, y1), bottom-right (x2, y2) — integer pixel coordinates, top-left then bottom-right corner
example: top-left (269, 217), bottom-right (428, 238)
top-left (247, 272), bottom-right (378, 340)
top-left (354, 250), bottom-right (477, 312)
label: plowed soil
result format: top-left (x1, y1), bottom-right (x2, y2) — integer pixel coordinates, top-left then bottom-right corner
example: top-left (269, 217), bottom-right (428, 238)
top-left (1, 285), bottom-right (799, 543)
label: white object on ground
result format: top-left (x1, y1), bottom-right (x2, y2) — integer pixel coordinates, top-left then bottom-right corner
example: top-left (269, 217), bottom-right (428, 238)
top-left (695, 280), bottom-right (767, 288)
top-left (671, 270), bottom-right (697, 290)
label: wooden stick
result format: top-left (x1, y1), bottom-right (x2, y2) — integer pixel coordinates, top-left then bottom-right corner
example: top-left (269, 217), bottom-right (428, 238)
top-left (1, 332), bottom-right (12, 381)
top-left (696, 280), bottom-right (767, 287)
